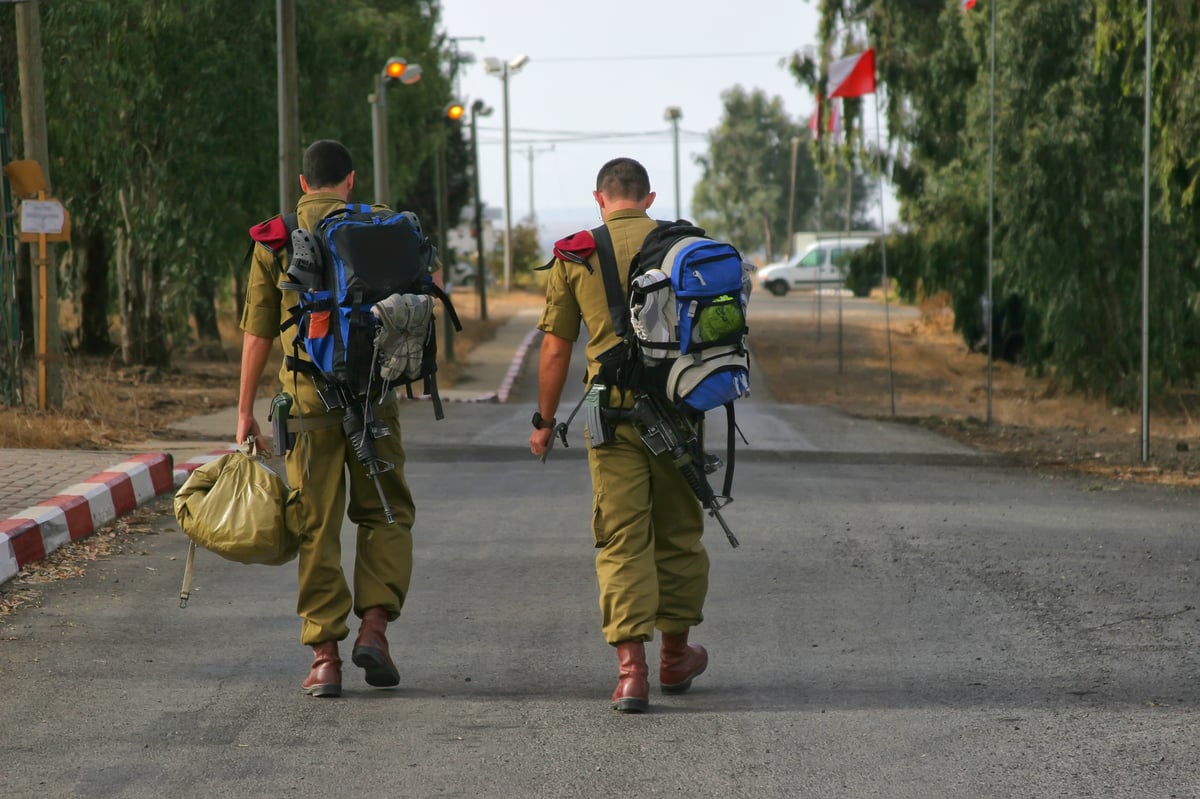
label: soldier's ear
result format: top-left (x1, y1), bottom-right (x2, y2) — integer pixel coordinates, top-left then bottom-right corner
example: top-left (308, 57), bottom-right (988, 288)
top-left (644, 191), bottom-right (656, 210)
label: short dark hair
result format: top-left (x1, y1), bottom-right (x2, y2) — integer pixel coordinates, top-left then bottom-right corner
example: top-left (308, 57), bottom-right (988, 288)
top-left (596, 157), bottom-right (650, 200)
top-left (302, 140), bottom-right (353, 189)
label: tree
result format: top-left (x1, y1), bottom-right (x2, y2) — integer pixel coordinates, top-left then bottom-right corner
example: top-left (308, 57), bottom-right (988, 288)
top-left (810, 0), bottom-right (1200, 402)
top-left (693, 86), bottom-right (871, 262)
top-left (1, 0), bottom-right (468, 370)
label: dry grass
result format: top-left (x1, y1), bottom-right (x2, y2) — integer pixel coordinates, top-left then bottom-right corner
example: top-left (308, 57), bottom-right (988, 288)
top-left (751, 290), bottom-right (1200, 486)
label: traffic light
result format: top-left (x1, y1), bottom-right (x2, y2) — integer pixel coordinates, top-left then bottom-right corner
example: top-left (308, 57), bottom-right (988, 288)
top-left (444, 101), bottom-right (465, 122)
top-left (384, 58), bottom-right (407, 82)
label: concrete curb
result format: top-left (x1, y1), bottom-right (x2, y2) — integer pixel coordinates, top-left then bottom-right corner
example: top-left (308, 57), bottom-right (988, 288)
top-left (0, 453), bottom-right (175, 586)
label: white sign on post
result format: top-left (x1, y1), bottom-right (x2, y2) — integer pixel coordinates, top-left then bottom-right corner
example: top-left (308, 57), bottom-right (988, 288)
top-left (20, 200), bottom-right (66, 235)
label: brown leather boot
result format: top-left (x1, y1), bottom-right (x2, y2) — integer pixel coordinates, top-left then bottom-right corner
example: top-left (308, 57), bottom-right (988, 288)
top-left (301, 641), bottom-right (342, 698)
top-left (351, 606), bottom-right (400, 688)
top-left (660, 631), bottom-right (707, 694)
top-left (610, 641), bottom-right (650, 713)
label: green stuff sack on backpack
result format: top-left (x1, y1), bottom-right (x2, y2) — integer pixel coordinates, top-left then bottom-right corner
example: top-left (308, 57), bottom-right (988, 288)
top-left (174, 450), bottom-right (303, 569)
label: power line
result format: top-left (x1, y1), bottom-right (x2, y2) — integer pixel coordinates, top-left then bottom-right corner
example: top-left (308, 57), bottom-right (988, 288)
top-left (475, 126), bottom-right (708, 145)
top-left (532, 51), bottom-right (793, 64)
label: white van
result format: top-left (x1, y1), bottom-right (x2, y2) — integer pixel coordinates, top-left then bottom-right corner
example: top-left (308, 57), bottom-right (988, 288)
top-left (756, 236), bottom-right (874, 296)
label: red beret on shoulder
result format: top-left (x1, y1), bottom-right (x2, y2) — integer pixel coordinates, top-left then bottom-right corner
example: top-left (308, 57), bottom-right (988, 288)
top-left (553, 230), bottom-right (596, 263)
top-left (248, 215), bottom-right (289, 251)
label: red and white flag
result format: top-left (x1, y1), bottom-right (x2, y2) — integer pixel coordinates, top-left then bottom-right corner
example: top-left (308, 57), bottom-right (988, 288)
top-left (828, 99), bottom-right (842, 141)
top-left (827, 48), bottom-right (877, 99)
top-left (808, 104), bottom-right (821, 141)
top-left (962, 0), bottom-right (977, 9)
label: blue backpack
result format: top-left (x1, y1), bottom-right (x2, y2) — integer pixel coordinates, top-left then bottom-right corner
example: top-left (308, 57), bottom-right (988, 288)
top-left (590, 221), bottom-right (752, 413)
top-left (280, 204), bottom-right (460, 415)
top-left (589, 220), bottom-right (752, 504)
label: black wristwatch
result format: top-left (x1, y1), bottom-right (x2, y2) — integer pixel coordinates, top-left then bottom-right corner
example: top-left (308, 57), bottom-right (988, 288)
top-left (532, 411), bottom-right (556, 430)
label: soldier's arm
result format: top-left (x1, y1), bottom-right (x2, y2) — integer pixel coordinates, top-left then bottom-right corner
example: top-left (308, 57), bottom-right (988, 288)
top-left (237, 332), bottom-right (273, 445)
top-left (530, 332), bottom-right (572, 457)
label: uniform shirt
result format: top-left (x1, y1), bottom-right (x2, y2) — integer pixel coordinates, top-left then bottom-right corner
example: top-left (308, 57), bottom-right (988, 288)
top-left (537, 208), bottom-right (658, 387)
top-left (239, 192), bottom-right (391, 416)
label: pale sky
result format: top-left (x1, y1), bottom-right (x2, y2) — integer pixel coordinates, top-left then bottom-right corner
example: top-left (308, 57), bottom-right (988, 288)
top-left (438, 0), bottom-right (824, 238)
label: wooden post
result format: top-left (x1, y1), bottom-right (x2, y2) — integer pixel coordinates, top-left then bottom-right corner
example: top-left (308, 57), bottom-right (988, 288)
top-left (35, 191), bottom-right (47, 409)
top-left (15, 0), bottom-right (62, 408)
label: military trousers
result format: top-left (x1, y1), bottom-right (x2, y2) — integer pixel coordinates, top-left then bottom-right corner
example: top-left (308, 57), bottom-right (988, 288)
top-left (586, 420), bottom-right (709, 644)
top-left (284, 404), bottom-right (415, 646)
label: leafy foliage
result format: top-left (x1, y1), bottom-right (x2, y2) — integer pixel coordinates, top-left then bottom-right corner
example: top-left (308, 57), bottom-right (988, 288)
top-left (811, 0), bottom-right (1200, 403)
top-left (0, 0), bottom-right (468, 366)
top-left (693, 86), bottom-right (874, 262)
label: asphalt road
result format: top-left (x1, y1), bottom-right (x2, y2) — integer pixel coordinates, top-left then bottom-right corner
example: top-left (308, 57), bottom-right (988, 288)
top-left (3, 338), bottom-right (1200, 798)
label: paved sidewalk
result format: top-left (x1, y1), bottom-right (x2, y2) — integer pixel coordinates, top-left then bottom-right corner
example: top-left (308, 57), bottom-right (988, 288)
top-left (0, 307), bottom-right (542, 587)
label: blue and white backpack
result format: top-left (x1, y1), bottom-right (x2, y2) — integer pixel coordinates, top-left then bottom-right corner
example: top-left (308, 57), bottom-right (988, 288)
top-left (588, 220), bottom-right (752, 500)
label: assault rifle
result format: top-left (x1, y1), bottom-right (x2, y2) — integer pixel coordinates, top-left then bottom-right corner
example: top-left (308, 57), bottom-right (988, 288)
top-left (341, 401), bottom-right (397, 525)
top-left (627, 392), bottom-right (740, 548)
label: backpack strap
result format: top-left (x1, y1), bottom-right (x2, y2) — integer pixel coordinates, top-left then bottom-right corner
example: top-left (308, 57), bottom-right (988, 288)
top-left (591, 225), bottom-right (629, 337)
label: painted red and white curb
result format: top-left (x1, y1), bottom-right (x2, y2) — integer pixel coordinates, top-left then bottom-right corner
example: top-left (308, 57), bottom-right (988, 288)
top-left (496, 328), bottom-right (542, 405)
top-left (0, 453), bottom-right (175, 586)
top-left (172, 447), bottom-right (238, 488)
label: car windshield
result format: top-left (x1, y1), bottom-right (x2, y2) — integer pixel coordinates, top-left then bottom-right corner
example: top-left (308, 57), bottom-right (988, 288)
top-left (798, 249), bottom-right (824, 267)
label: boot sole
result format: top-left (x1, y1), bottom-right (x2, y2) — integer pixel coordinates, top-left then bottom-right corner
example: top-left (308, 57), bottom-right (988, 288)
top-left (661, 662), bottom-right (707, 694)
top-left (612, 697), bottom-right (649, 713)
top-left (302, 684), bottom-right (342, 698)
top-left (352, 645), bottom-right (400, 688)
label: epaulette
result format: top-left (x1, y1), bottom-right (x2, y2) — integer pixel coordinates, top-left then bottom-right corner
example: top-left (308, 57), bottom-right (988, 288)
top-left (537, 229), bottom-right (597, 272)
top-left (248, 215), bottom-right (289, 252)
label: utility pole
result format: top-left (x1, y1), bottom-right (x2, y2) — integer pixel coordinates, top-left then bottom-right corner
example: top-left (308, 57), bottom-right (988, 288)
top-left (521, 143), bottom-right (554, 224)
top-left (469, 100), bottom-right (492, 321)
top-left (786, 136), bottom-right (800, 260)
top-left (15, 0), bottom-right (61, 409)
top-left (664, 106), bottom-right (683, 219)
top-left (277, 0), bottom-right (300, 213)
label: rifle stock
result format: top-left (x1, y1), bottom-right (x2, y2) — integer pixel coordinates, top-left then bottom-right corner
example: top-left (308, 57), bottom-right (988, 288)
top-left (629, 393), bottom-right (740, 548)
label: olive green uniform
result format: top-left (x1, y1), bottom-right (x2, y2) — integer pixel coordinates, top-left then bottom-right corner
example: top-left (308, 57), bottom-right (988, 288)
top-left (538, 208), bottom-right (709, 644)
top-left (240, 191), bottom-right (415, 647)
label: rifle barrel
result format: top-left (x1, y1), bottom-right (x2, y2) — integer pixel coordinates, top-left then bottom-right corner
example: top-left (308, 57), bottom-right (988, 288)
top-left (709, 504), bottom-right (739, 548)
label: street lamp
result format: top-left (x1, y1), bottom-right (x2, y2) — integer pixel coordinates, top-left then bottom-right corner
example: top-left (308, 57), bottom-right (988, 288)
top-left (664, 106), bottom-right (683, 220)
top-left (369, 57), bottom-right (422, 205)
top-left (484, 53), bottom-right (529, 292)
top-left (470, 99), bottom-right (494, 320)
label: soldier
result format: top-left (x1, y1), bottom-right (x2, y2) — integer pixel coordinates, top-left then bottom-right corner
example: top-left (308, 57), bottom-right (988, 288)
top-left (237, 139), bottom-right (415, 698)
top-left (529, 157), bottom-right (710, 712)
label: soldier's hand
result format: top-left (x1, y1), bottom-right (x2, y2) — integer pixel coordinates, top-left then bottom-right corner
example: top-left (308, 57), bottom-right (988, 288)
top-left (530, 427), bottom-right (554, 462)
top-left (237, 415), bottom-right (262, 447)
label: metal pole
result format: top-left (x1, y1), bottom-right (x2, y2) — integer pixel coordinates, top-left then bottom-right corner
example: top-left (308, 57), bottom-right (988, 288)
top-left (672, 116), bottom-right (681, 219)
top-left (1140, 0), bottom-right (1152, 462)
top-left (471, 111), bottom-right (488, 320)
top-left (786, 137), bottom-right (799, 260)
top-left (528, 144), bottom-right (535, 222)
top-left (377, 78), bottom-right (390, 206)
top-left (435, 135), bottom-right (453, 362)
top-left (501, 64), bottom-right (513, 292)
top-left (371, 76), bottom-right (385, 205)
top-left (874, 93), bottom-right (895, 417)
top-left (986, 0), bottom-right (996, 425)
top-left (276, 0), bottom-right (299, 213)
